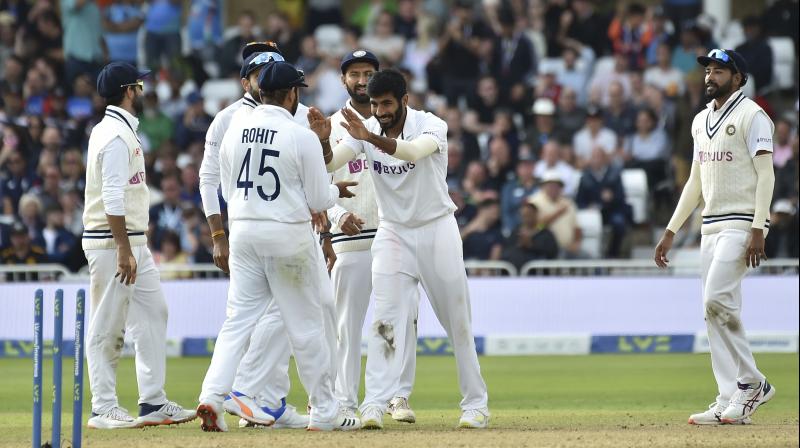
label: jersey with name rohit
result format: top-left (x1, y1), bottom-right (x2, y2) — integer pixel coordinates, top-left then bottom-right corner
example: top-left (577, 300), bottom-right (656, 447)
top-left (219, 104), bottom-right (338, 227)
top-left (691, 90), bottom-right (774, 234)
top-left (340, 106), bottom-right (456, 227)
top-left (200, 93), bottom-right (310, 217)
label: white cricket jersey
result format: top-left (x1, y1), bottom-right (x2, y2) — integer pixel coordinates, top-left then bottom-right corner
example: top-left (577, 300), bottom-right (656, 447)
top-left (200, 93), bottom-right (310, 217)
top-left (219, 104), bottom-right (338, 228)
top-left (340, 106), bottom-right (456, 227)
top-left (328, 101), bottom-right (380, 253)
top-left (691, 90), bottom-right (774, 234)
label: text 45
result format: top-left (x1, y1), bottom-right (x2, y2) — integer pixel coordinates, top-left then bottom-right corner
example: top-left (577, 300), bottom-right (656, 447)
top-left (236, 147), bottom-right (280, 201)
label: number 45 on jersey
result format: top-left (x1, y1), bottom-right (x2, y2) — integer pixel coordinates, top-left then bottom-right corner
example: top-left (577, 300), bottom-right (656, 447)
top-left (237, 147), bottom-right (281, 201)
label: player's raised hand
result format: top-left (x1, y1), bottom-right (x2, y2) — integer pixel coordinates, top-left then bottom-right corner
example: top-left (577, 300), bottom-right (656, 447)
top-left (340, 108), bottom-right (371, 141)
top-left (746, 228), bottom-right (767, 268)
top-left (335, 181), bottom-right (358, 198)
top-left (339, 212), bottom-right (365, 236)
top-left (654, 231), bottom-right (674, 269)
top-left (308, 107), bottom-right (331, 141)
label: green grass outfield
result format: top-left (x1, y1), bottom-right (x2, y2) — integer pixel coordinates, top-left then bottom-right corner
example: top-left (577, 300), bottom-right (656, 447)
top-left (1, 354), bottom-right (797, 448)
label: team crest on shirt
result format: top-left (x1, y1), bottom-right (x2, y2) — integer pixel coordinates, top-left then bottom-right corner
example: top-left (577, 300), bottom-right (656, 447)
top-left (725, 125), bottom-right (736, 136)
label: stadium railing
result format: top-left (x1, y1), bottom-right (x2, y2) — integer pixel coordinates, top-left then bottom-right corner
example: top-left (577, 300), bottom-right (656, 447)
top-left (2, 259), bottom-right (797, 282)
top-left (519, 258), bottom-right (800, 277)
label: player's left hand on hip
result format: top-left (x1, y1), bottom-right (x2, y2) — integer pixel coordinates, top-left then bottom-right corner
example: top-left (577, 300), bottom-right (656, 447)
top-left (746, 229), bottom-right (767, 268)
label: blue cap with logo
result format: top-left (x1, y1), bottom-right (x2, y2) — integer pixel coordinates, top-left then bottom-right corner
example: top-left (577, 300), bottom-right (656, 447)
top-left (241, 41), bottom-right (281, 61)
top-left (96, 62), bottom-right (151, 98)
top-left (697, 49), bottom-right (749, 86)
top-left (257, 61), bottom-right (308, 91)
top-left (340, 49), bottom-right (380, 74)
top-left (240, 51), bottom-right (286, 79)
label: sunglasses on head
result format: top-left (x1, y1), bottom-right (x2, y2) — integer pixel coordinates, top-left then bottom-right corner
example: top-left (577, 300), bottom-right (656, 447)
top-left (707, 49), bottom-right (739, 74)
top-left (250, 52), bottom-right (285, 67)
top-left (121, 80), bottom-right (144, 90)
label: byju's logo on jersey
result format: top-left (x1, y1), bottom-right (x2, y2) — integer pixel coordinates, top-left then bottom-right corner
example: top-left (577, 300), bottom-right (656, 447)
top-left (373, 160), bottom-right (416, 175)
top-left (348, 159), bottom-right (368, 174)
top-left (698, 151), bottom-right (733, 164)
top-left (129, 171), bottom-right (145, 184)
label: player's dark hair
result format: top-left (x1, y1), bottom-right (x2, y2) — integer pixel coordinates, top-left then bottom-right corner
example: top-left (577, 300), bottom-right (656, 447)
top-left (105, 86), bottom-right (135, 107)
top-left (639, 107), bottom-right (658, 125)
top-left (259, 87), bottom-right (293, 106)
top-left (367, 69), bottom-right (407, 102)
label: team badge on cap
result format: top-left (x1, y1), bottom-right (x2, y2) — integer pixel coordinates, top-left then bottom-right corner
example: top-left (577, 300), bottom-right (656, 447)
top-left (353, 50), bottom-right (367, 57)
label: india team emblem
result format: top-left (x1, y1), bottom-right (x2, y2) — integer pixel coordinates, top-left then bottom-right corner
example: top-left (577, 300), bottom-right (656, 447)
top-left (353, 50), bottom-right (367, 57)
top-left (726, 124), bottom-right (736, 136)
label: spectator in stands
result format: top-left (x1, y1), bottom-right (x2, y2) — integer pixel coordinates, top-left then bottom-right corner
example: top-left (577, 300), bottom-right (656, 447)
top-left (773, 117), bottom-right (795, 169)
top-left (1, 149), bottom-right (34, 215)
top-left (774, 134), bottom-right (798, 203)
top-left (39, 126), bottom-right (63, 161)
top-left (736, 16), bottom-right (774, 93)
top-left (22, 11), bottom-right (63, 62)
top-left (60, 187), bottom-right (83, 236)
top-left (306, 0), bottom-right (343, 32)
top-left (0, 123), bottom-right (27, 167)
top-left (762, 0), bottom-right (798, 42)
top-left (572, 105), bottom-right (617, 168)
top-left (603, 81), bottom-right (637, 138)
top-left (501, 154), bottom-right (537, 235)
top-left (220, 10), bottom-right (261, 76)
top-left (34, 165), bottom-right (61, 211)
top-left (526, 97), bottom-right (559, 157)
top-left (529, 170), bottom-right (582, 258)
top-left (1, 221), bottom-right (47, 265)
top-left (149, 174), bottom-right (184, 250)
top-left (671, 23), bottom-right (701, 73)
top-left (18, 192), bottom-right (44, 244)
top-left (502, 202), bottom-right (559, 270)
top-left (622, 107), bottom-right (669, 190)
top-left (462, 160), bottom-right (490, 202)
top-left (295, 35), bottom-right (322, 77)
top-left (446, 138), bottom-right (465, 191)
top-left (465, 76), bottom-right (501, 135)
top-left (451, 187), bottom-right (477, 229)
top-left (61, 0), bottom-right (104, 88)
top-left (491, 110), bottom-right (520, 156)
top-left (563, 0), bottom-right (611, 58)
top-left (555, 39), bottom-right (594, 105)
top-left (644, 7), bottom-right (673, 66)
top-left (175, 92), bottom-right (212, 148)
top-left (644, 42), bottom-right (686, 98)
top-left (359, 10), bottom-right (405, 65)
top-left (445, 106), bottom-right (480, 163)
top-left (642, 83), bottom-right (676, 135)
top-left (393, 0), bottom-right (417, 40)
top-left (103, 0), bottom-right (145, 65)
top-left (765, 199), bottom-right (799, 258)
top-left (575, 147), bottom-right (629, 258)
top-left (401, 15), bottom-right (438, 91)
top-left (2, 54), bottom-right (25, 94)
top-left (485, 137), bottom-right (514, 192)
top-left (67, 74), bottom-right (94, 119)
top-left (438, 0), bottom-right (493, 106)
top-left (139, 91), bottom-right (173, 152)
top-left (534, 141), bottom-right (579, 197)
top-left (490, 6), bottom-right (535, 102)
top-left (0, 87), bottom-right (24, 125)
top-left (556, 87), bottom-right (586, 139)
top-left (41, 204), bottom-right (76, 264)
top-left (144, 0), bottom-right (182, 71)
top-left (59, 148), bottom-right (85, 193)
top-left (265, 11), bottom-right (302, 63)
top-left (608, 2), bottom-right (652, 71)
top-left (157, 229), bottom-right (189, 279)
top-left (461, 197), bottom-right (504, 261)
top-left (588, 53), bottom-right (631, 107)
top-left (534, 69), bottom-right (562, 105)
top-left (179, 162), bottom-right (201, 206)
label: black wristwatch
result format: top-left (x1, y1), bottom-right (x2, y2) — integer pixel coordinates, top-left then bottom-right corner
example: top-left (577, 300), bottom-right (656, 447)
top-left (319, 232), bottom-right (333, 244)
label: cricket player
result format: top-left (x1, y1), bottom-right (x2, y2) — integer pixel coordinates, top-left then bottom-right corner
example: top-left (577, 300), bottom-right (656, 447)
top-left (655, 49), bottom-right (776, 425)
top-left (326, 50), bottom-right (419, 423)
top-left (199, 42), bottom-right (308, 429)
top-left (83, 62), bottom-right (196, 428)
top-left (197, 60), bottom-right (360, 432)
top-left (309, 69), bottom-right (490, 429)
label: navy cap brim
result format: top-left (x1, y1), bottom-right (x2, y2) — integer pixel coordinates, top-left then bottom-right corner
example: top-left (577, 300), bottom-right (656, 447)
top-left (697, 56), bottom-right (734, 70)
top-left (137, 69), bottom-right (152, 80)
top-left (341, 57), bottom-right (379, 74)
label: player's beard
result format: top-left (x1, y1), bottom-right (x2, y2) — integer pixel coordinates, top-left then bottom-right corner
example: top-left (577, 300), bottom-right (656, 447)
top-left (377, 104), bottom-right (404, 131)
top-left (289, 88), bottom-right (299, 116)
top-left (706, 77), bottom-right (733, 99)
top-left (346, 82), bottom-right (370, 105)
top-left (132, 90), bottom-right (144, 115)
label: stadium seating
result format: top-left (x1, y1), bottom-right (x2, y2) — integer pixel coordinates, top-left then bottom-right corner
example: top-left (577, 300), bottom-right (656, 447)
top-left (576, 208), bottom-right (603, 258)
top-left (621, 169), bottom-right (649, 225)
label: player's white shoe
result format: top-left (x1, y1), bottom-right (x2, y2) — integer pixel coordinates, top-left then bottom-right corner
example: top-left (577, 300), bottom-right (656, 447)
top-left (238, 400), bottom-right (309, 429)
top-left (360, 406), bottom-right (384, 430)
top-left (135, 401), bottom-right (197, 427)
top-left (459, 408), bottom-right (490, 429)
top-left (197, 401), bottom-right (228, 432)
top-left (688, 402), bottom-right (750, 425)
top-left (222, 391), bottom-right (275, 427)
top-left (388, 396), bottom-right (416, 423)
top-left (307, 407), bottom-right (361, 431)
top-left (720, 380), bottom-right (776, 423)
top-left (87, 406), bottom-right (138, 429)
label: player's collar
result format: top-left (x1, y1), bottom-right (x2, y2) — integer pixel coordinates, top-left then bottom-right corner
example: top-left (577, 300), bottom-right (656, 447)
top-left (258, 104), bottom-right (294, 119)
top-left (243, 92), bottom-right (258, 108)
top-left (345, 100), bottom-right (371, 121)
top-left (105, 105), bottom-right (139, 132)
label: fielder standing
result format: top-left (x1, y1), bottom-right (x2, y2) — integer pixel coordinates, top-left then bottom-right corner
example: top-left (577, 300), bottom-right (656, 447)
top-left (197, 60), bottom-right (360, 432)
top-left (326, 50), bottom-right (419, 423)
top-left (199, 42), bottom-right (308, 428)
top-left (310, 69), bottom-right (490, 429)
top-left (83, 62), bottom-right (196, 428)
top-left (655, 49), bottom-right (776, 425)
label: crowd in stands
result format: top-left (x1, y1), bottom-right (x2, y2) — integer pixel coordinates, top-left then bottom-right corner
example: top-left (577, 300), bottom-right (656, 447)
top-left (0, 0), bottom-right (798, 275)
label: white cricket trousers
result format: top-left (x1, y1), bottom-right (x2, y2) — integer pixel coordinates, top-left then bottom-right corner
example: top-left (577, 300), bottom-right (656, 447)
top-left (361, 214), bottom-right (488, 413)
top-left (199, 222), bottom-right (337, 421)
top-left (85, 246), bottom-right (168, 414)
top-left (701, 229), bottom-right (765, 403)
top-left (332, 249), bottom-right (418, 410)
top-left (233, 242), bottom-right (338, 409)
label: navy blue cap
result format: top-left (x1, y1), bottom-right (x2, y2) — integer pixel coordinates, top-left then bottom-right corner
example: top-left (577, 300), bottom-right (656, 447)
top-left (96, 62), bottom-right (151, 98)
top-left (697, 49), bottom-right (749, 85)
top-left (241, 41), bottom-right (281, 61)
top-left (340, 49), bottom-right (379, 74)
top-left (257, 61), bottom-right (308, 91)
top-left (240, 51), bottom-right (286, 79)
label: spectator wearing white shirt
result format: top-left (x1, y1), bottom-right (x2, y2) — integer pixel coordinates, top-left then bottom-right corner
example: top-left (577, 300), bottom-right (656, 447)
top-left (359, 10), bottom-right (405, 65)
top-left (534, 141), bottom-right (580, 198)
top-left (644, 42), bottom-right (685, 98)
top-left (588, 53), bottom-right (632, 107)
top-left (572, 105), bottom-right (617, 168)
top-left (555, 38), bottom-right (595, 105)
top-left (622, 108), bottom-right (669, 191)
